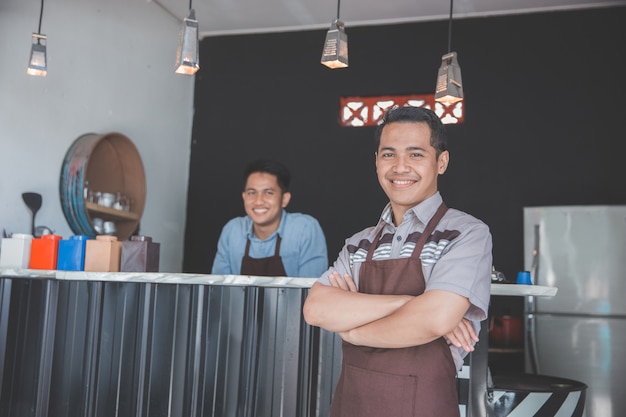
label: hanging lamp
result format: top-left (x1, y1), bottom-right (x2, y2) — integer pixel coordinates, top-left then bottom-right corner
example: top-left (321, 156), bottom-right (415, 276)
top-left (320, 0), bottom-right (348, 69)
top-left (175, 0), bottom-right (200, 75)
top-left (434, 0), bottom-right (463, 104)
top-left (27, 0), bottom-right (47, 77)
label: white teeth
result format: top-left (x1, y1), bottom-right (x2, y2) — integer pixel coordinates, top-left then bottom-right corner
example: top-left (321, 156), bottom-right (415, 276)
top-left (393, 180), bottom-right (413, 185)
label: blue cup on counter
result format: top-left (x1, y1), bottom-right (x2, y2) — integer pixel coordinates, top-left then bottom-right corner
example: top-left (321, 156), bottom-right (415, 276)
top-left (516, 271), bottom-right (532, 285)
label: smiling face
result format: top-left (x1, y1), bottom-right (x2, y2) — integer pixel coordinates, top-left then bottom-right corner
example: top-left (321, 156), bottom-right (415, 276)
top-left (376, 121), bottom-right (449, 225)
top-left (242, 172), bottom-right (291, 239)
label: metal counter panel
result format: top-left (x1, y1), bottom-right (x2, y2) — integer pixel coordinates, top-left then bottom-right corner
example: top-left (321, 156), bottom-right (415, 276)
top-left (0, 275), bottom-right (339, 417)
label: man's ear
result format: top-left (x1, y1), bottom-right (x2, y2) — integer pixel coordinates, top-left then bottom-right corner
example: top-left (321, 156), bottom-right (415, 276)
top-left (438, 151), bottom-right (449, 175)
top-left (281, 192), bottom-right (292, 208)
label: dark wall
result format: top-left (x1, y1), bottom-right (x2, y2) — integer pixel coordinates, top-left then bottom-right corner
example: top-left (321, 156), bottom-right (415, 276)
top-left (184, 7), bottom-right (626, 287)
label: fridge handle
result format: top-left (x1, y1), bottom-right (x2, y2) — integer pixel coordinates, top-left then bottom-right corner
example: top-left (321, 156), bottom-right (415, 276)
top-left (529, 224), bottom-right (540, 285)
top-left (525, 224), bottom-right (540, 373)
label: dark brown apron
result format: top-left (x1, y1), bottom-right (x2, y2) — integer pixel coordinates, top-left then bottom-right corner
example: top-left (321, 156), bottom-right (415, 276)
top-left (330, 203), bottom-right (460, 417)
top-left (240, 234), bottom-right (287, 277)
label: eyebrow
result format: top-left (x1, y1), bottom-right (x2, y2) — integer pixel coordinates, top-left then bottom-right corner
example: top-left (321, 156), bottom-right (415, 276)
top-left (245, 187), bottom-right (276, 192)
top-left (379, 146), bottom-right (426, 152)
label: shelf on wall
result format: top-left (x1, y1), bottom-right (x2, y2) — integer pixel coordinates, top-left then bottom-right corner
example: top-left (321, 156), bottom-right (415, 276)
top-left (85, 202), bottom-right (140, 221)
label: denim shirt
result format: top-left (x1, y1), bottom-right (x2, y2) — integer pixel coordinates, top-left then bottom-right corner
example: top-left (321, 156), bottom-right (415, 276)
top-left (211, 210), bottom-right (328, 278)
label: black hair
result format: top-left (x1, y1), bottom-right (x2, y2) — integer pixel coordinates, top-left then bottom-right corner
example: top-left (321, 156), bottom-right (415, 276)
top-left (243, 159), bottom-right (291, 193)
top-left (374, 106), bottom-right (448, 158)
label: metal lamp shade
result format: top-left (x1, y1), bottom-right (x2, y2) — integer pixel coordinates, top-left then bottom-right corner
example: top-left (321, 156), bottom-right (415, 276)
top-left (175, 9), bottom-right (200, 75)
top-left (27, 33), bottom-right (47, 77)
top-left (321, 19), bottom-right (348, 69)
top-left (435, 52), bottom-right (463, 105)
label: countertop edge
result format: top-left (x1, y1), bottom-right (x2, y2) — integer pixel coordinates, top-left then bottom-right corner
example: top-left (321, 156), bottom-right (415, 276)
top-left (1, 268), bottom-right (558, 295)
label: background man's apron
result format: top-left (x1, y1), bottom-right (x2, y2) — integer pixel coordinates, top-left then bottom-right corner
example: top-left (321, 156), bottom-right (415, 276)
top-left (240, 234), bottom-right (287, 276)
top-left (330, 203), bottom-right (460, 417)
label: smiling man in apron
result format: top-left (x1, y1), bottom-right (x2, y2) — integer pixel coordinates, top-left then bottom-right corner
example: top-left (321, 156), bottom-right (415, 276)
top-left (303, 106), bottom-right (492, 417)
top-left (212, 159), bottom-right (328, 277)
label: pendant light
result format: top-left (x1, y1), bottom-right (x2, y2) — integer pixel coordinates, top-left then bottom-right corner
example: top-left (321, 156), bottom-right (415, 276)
top-left (434, 0), bottom-right (463, 105)
top-left (175, 0), bottom-right (200, 75)
top-left (27, 0), bottom-right (47, 77)
top-left (320, 0), bottom-right (348, 69)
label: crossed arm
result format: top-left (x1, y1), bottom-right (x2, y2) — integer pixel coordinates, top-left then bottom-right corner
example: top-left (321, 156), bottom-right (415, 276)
top-left (303, 272), bottom-right (478, 351)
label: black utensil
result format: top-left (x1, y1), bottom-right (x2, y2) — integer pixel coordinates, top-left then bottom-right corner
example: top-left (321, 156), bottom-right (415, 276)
top-left (22, 192), bottom-right (42, 236)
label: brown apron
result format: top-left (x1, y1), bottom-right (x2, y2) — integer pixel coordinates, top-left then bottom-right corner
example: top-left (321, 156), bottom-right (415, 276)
top-left (330, 203), bottom-right (460, 417)
top-left (240, 234), bottom-right (287, 277)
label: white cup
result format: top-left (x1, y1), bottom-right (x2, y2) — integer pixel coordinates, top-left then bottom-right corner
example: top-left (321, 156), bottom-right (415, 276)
top-left (103, 221), bottom-right (116, 235)
top-left (99, 193), bottom-right (115, 207)
top-left (93, 217), bottom-right (104, 234)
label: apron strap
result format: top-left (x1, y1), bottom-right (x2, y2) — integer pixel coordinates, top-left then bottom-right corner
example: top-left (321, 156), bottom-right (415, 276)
top-left (365, 228), bottom-right (385, 261)
top-left (274, 235), bottom-right (282, 256)
top-left (411, 203), bottom-right (448, 259)
top-left (244, 236), bottom-right (252, 256)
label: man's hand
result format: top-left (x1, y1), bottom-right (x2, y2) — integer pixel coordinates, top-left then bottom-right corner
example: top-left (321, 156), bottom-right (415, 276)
top-left (328, 271), bottom-right (357, 292)
top-left (445, 318), bottom-right (479, 352)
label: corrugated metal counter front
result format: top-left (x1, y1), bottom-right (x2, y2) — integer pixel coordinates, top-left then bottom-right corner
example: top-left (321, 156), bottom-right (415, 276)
top-left (0, 270), bottom-right (341, 417)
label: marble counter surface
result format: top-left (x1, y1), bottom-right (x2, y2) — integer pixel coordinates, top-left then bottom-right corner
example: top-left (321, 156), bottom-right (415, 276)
top-left (0, 267), bottom-right (317, 288)
top-left (491, 283), bottom-right (557, 297)
top-left (1, 268), bottom-right (557, 296)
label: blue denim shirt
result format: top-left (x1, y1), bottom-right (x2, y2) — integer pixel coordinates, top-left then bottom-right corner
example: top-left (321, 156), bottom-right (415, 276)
top-left (211, 210), bottom-right (328, 278)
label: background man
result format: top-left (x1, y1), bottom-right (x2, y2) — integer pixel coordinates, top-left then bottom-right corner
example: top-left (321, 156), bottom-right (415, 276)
top-left (212, 159), bottom-right (328, 277)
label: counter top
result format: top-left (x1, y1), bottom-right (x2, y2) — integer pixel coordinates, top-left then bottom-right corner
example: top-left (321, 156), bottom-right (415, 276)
top-left (0, 268), bottom-right (318, 288)
top-left (491, 283), bottom-right (557, 297)
top-left (1, 268), bottom-right (558, 296)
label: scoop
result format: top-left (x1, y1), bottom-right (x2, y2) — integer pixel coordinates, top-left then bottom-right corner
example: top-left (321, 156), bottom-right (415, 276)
top-left (22, 192), bottom-right (42, 236)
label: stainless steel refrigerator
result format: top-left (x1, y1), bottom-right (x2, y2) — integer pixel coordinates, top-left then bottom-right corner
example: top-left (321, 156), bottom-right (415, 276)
top-left (523, 205), bottom-right (626, 417)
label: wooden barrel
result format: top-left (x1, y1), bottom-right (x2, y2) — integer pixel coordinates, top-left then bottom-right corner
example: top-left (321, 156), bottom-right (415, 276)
top-left (60, 133), bottom-right (146, 241)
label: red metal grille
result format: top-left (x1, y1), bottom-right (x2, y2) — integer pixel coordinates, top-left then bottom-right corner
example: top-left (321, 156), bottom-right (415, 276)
top-left (339, 94), bottom-right (464, 127)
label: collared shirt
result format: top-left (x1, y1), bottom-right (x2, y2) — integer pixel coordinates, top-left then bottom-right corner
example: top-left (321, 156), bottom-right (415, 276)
top-left (317, 192), bottom-right (493, 370)
top-left (212, 210), bottom-right (328, 278)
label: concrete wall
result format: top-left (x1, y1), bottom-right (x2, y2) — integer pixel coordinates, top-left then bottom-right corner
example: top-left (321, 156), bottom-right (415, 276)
top-left (0, 0), bottom-right (194, 272)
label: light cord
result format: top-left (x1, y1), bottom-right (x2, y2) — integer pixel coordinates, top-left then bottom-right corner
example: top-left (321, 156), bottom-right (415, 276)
top-left (447, 0), bottom-right (453, 53)
top-left (37, 0), bottom-right (44, 33)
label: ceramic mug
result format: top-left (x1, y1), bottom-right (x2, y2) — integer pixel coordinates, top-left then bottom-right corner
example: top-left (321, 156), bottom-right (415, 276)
top-left (99, 193), bottom-right (116, 208)
top-left (103, 221), bottom-right (116, 235)
top-left (516, 271), bottom-right (532, 285)
top-left (92, 218), bottom-right (104, 234)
